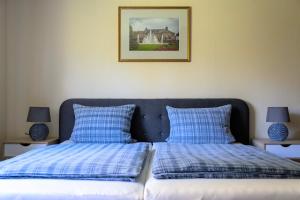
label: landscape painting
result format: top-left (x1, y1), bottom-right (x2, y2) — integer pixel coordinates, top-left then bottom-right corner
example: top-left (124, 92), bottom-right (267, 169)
top-left (129, 18), bottom-right (179, 51)
top-left (119, 7), bottom-right (191, 62)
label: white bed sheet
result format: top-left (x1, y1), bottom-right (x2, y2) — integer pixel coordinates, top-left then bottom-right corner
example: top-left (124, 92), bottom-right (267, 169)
top-left (0, 143), bottom-right (152, 200)
top-left (144, 143), bottom-right (300, 200)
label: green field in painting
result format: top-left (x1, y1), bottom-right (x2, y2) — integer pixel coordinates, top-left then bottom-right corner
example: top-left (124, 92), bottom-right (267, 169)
top-left (130, 44), bottom-right (179, 51)
top-left (135, 44), bottom-right (163, 51)
top-left (132, 43), bottom-right (178, 51)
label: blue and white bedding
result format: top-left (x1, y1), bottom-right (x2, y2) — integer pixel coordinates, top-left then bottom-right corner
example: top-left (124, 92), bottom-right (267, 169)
top-left (71, 104), bottom-right (136, 143)
top-left (152, 143), bottom-right (300, 179)
top-left (166, 105), bottom-right (235, 144)
top-left (0, 143), bottom-right (150, 182)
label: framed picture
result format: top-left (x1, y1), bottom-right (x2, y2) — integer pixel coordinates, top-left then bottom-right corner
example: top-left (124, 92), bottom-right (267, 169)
top-left (118, 7), bottom-right (191, 62)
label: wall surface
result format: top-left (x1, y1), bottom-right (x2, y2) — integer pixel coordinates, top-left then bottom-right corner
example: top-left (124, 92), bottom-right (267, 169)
top-left (0, 0), bottom-right (6, 156)
top-left (5, 0), bottom-right (300, 140)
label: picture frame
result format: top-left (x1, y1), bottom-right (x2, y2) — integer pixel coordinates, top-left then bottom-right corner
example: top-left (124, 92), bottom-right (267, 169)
top-left (118, 6), bottom-right (191, 62)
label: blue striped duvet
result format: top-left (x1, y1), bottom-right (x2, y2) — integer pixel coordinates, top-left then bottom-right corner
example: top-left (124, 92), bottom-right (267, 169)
top-left (152, 143), bottom-right (300, 179)
top-left (0, 143), bottom-right (149, 182)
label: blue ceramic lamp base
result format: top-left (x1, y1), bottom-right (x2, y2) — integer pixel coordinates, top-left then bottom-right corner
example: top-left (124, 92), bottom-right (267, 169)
top-left (28, 123), bottom-right (49, 141)
top-left (268, 123), bottom-right (288, 141)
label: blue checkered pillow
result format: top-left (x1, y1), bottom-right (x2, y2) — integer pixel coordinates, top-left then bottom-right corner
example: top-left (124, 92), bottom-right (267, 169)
top-left (70, 104), bottom-right (136, 143)
top-left (166, 105), bottom-right (235, 144)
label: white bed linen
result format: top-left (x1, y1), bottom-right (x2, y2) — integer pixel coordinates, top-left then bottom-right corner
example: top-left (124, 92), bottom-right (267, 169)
top-left (0, 143), bottom-right (152, 200)
top-left (144, 143), bottom-right (300, 200)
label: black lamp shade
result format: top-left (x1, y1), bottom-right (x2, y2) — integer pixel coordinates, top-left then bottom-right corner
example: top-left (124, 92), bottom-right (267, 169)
top-left (266, 107), bottom-right (290, 123)
top-left (27, 107), bottom-right (51, 122)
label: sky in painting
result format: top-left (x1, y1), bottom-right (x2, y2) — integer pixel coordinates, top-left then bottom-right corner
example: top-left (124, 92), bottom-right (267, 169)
top-left (130, 18), bottom-right (179, 33)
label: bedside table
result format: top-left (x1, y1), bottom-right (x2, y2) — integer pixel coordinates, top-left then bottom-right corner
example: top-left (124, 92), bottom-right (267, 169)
top-left (3, 137), bottom-right (58, 158)
top-left (253, 139), bottom-right (300, 161)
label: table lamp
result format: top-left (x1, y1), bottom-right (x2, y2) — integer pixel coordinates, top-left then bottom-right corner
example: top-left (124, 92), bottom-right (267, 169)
top-left (27, 107), bottom-right (51, 141)
top-left (266, 107), bottom-right (290, 141)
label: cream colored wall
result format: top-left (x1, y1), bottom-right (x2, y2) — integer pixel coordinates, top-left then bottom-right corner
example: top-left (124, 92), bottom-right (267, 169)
top-left (5, 0), bottom-right (300, 140)
top-left (0, 0), bottom-right (6, 157)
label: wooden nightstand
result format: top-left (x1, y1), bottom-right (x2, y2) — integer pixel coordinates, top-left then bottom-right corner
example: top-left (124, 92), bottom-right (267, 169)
top-left (3, 137), bottom-right (58, 159)
top-left (253, 138), bottom-right (300, 161)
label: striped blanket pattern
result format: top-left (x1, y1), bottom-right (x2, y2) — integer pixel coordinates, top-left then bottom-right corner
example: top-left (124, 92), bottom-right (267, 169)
top-left (152, 143), bottom-right (300, 179)
top-left (0, 143), bottom-right (149, 182)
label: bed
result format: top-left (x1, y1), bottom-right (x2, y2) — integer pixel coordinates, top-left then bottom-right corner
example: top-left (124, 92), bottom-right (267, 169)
top-left (1, 98), bottom-right (300, 200)
top-left (0, 144), bottom-right (151, 200)
top-left (0, 161), bottom-right (149, 200)
top-left (145, 144), bottom-right (300, 200)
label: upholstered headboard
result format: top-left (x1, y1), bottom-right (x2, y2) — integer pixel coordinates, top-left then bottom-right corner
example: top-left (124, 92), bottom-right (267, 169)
top-left (59, 99), bottom-right (249, 144)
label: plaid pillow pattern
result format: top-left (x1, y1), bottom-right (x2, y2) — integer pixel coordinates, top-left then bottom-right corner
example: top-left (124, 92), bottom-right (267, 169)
top-left (71, 104), bottom-right (136, 143)
top-left (166, 105), bottom-right (235, 144)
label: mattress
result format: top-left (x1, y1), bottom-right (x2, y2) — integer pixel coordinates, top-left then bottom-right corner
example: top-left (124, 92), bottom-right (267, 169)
top-left (145, 176), bottom-right (300, 200)
top-left (144, 143), bottom-right (300, 200)
top-left (0, 144), bottom-right (152, 200)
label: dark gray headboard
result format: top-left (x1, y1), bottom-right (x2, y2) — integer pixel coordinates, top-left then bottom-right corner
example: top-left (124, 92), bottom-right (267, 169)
top-left (59, 99), bottom-right (249, 144)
